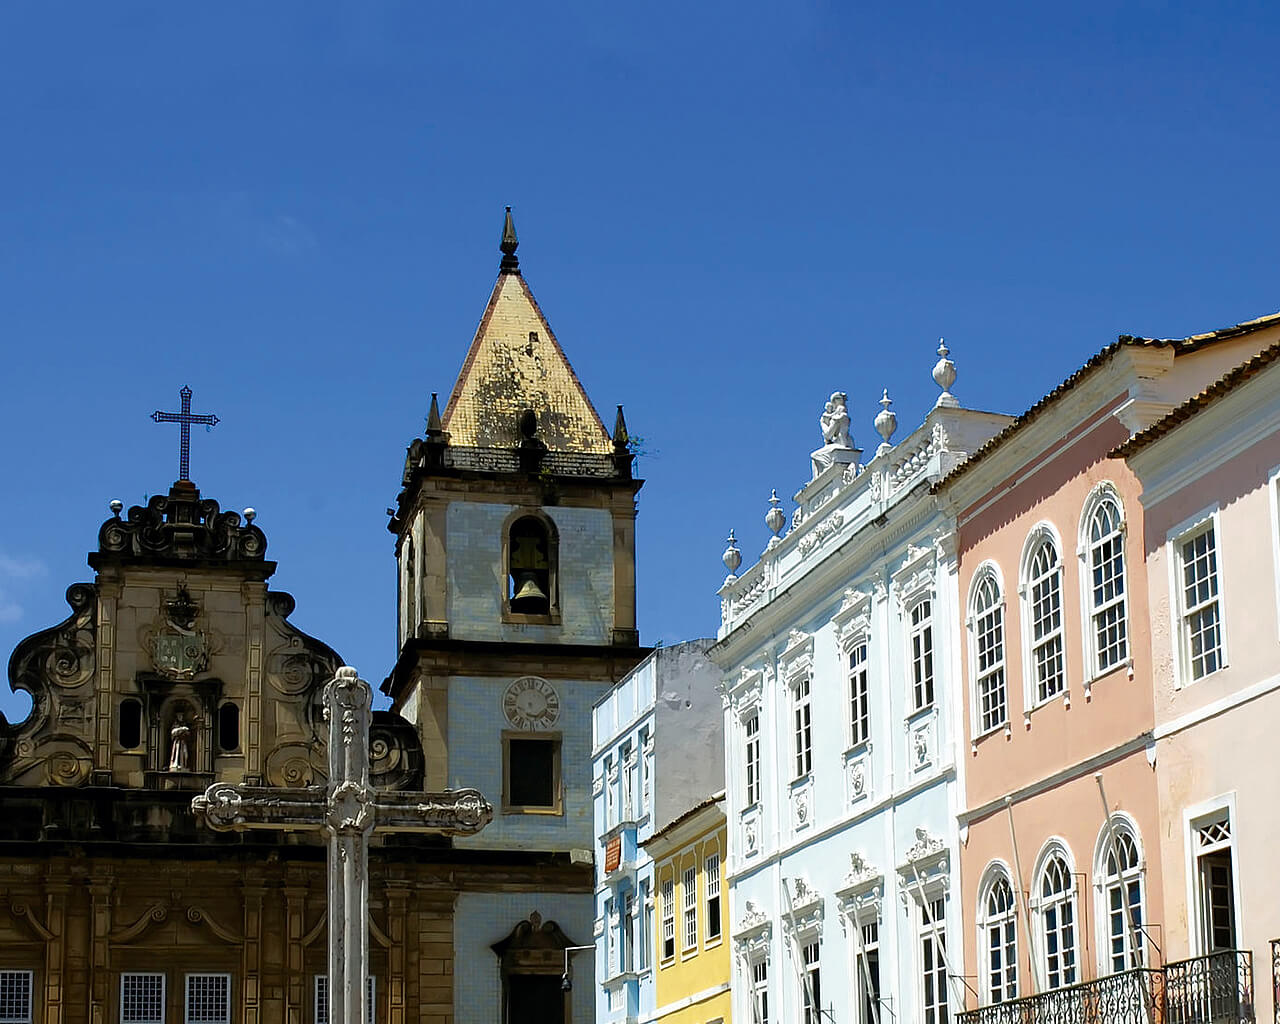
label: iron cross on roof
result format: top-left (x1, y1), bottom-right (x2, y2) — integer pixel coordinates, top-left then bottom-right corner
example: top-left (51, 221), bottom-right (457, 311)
top-left (151, 385), bottom-right (219, 483)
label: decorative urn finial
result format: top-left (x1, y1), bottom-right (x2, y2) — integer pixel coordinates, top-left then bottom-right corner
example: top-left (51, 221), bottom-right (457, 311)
top-left (722, 530), bottom-right (742, 578)
top-left (874, 389), bottom-right (897, 456)
top-left (500, 206), bottom-right (519, 272)
top-left (765, 489), bottom-right (786, 549)
top-left (933, 339), bottom-right (958, 408)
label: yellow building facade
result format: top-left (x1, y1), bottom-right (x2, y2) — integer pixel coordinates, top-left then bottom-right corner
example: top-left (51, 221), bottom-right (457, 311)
top-left (646, 797), bottom-right (731, 1024)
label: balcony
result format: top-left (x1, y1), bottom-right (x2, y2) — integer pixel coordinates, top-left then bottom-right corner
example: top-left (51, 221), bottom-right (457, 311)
top-left (958, 950), bottom-right (1255, 1024)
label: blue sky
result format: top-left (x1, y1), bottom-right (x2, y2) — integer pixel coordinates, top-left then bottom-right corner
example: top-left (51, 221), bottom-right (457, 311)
top-left (2, 2), bottom-right (1278, 720)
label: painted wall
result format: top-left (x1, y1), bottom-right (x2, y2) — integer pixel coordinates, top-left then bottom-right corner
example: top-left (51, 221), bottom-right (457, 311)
top-left (446, 501), bottom-right (615, 645)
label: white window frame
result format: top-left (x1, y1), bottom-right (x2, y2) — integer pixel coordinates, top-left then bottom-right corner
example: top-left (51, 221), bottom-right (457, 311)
top-left (682, 863), bottom-right (698, 953)
top-left (622, 889), bottom-right (636, 974)
top-left (1092, 813), bottom-right (1147, 975)
top-left (852, 916), bottom-right (882, 1024)
top-left (1168, 507), bottom-right (1228, 687)
top-left (847, 638), bottom-right (871, 750)
top-left (1183, 794), bottom-right (1244, 957)
top-left (121, 973), bottom-right (166, 1024)
top-left (750, 958), bottom-right (769, 1024)
top-left (1078, 483), bottom-right (1130, 684)
top-left (801, 940), bottom-right (821, 1024)
top-left (1020, 522), bottom-right (1067, 712)
top-left (1032, 841), bottom-right (1080, 991)
top-left (978, 862), bottom-right (1019, 1006)
top-left (0, 970), bottom-right (34, 1024)
top-left (792, 675), bottom-right (813, 780)
top-left (639, 880), bottom-right (652, 972)
top-left (705, 851), bottom-right (722, 944)
top-left (743, 713), bottom-right (762, 808)
top-left (917, 895), bottom-right (949, 1024)
top-left (968, 562), bottom-right (1009, 740)
top-left (183, 974), bottom-right (231, 1024)
top-left (908, 598), bottom-right (936, 713)
top-left (660, 878), bottom-right (676, 963)
top-left (604, 754), bottom-right (617, 827)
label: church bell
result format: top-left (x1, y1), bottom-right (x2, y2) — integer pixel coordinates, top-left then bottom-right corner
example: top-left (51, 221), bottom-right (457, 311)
top-left (511, 571), bottom-right (549, 609)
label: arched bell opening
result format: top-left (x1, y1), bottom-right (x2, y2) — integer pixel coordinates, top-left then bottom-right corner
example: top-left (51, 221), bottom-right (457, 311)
top-left (505, 512), bottom-right (558, 620)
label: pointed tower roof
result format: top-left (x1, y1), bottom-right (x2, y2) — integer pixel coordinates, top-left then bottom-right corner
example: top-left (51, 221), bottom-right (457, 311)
top-left (441, 209), bottom-right (613, 454)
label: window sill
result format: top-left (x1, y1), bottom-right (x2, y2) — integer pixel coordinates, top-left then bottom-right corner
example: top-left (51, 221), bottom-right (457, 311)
top-left (501, 609), bottom-right (562, 627)
top-left (790, 773), bottom-right (812, 789)
top-left (502, 804), bottom-right (563, 816)
top-left (601, 971), bottom-right (639, 991)
top-left (1175, 662), bottom-right (1229, 691)
top-left (906, 703), bottom-right (936, 724)
top-left (970, 722), bottom-right (1011, 750)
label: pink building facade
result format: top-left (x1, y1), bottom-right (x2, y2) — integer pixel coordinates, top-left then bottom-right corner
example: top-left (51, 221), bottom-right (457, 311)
top-left (941, 314), bottom-right (1279, 1021)
top-left (1115, 335), bottom-right (1280, 1022)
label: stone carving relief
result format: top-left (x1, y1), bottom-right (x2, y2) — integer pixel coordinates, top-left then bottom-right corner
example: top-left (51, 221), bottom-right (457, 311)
top-left (95, 487), bottom-right (266, 566)
top-left (797, 511), bottom-right (845, 556)
top-left (791, 779), bottom-right (813, 832)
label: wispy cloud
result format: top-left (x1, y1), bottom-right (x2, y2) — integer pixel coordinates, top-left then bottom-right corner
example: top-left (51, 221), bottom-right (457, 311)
top-left (218, 193), bottom-right (319, 256)
top-left (0, 552), bottom-right (47, 624)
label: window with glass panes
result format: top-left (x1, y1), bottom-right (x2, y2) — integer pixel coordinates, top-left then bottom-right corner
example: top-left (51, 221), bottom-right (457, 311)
top-left (639, 881), bottom-right (651, 971)
top-left (0, 971), bottom-right (32, 1024)
top-left (855, 922), bottom-right (881, 1024)
top-left (622, 891), bottom-right (636, 973)
top-left (682, 865), bottom-right (698, 950)
top-left (184, 975), bottom-right (229, 1024)
top-left (751, 960), bottom-right (769, 1024)
top-left (744, 714), bottom-right (761, 805)
top-left (919, 897), bottom-right (948, 1024)
top-left (848, 641), bottom-right (870, 747)
top-left (793, 677), bottom-right (813, 778)
top-left (1104, 828), bottom-right (1145, 972)
top-left (1088, 497), bottom-right (1128, 673)
top-left (660, 879), bottom-right (675, 960)
top-left (910, 599), bottom-right (935, 711)
top-left (1179, 524), bottom-right (1223, 681)
top-left (802, 941), bottom-right (821, 1024)
top-left (973, 575), bottom-right (1007, 733)
top-left (121, 974), bottom-right (165, 1024)
top-left (1040, 855), bottom-right (1078, 989)
top-left (705, 853), bottom-right (721, 941)
top-left (1027, 537), bottom-right (1065, 703)
top-left (982, 875), bottom-right (1018, 1004)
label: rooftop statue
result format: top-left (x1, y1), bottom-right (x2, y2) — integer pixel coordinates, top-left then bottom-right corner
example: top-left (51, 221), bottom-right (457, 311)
top-left (811, 391), bottom-right (861, 479)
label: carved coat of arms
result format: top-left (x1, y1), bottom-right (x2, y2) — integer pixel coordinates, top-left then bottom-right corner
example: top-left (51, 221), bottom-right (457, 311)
top-left (147, 587), bottom-right (209, 680)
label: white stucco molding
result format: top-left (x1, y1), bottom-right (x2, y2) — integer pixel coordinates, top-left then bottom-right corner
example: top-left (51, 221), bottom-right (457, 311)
top-left (898, 827), bottom-right (950, 911)
top-left (835, 852), bottom-right (884, 930)
top-left (778, 629), bottom-right (814, 689)
top-left (727, 665), bottom-right (765, 720)
top-left (733, 900), bottom-right (773, 962)
top-left (782, 876), bottom-right (824, 942)
top-left (892, 541), bottom-right (937, 610)
top-left (831, 587), bottom-right (873, 652)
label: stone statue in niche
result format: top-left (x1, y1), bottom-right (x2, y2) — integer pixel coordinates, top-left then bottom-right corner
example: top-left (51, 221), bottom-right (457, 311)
top-left (168, 713), bottom-right (193, 772)
top-left (811, 391), bottom-right (862, 480)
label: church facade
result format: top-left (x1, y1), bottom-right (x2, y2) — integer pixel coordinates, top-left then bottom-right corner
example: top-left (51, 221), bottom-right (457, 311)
top-left (0, 211), bottom-right (645, 1024)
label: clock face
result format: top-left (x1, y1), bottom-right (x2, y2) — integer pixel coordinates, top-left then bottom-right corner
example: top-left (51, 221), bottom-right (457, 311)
top-left (503, 676), bottom-right (560, 731)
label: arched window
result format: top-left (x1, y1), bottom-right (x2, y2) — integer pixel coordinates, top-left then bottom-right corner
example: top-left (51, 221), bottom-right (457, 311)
top-left (970, 568), bottom-right (1008, 735)
top-left (1083, 488), bottom-right (1128, 676)
top-left (1023, 529), bottom-right (1065, 706)
top-left (218, 702), bottom-right (240, 753)
top-left (1038, 850), bottom-right (1078, 989)
top-left (119, 698), bottom-right (143, 750)
top-left (979, 867), bottom-right (1019, 1005)
top-left (507, 514), bottom-right (554, 616)
top-left (403, 536), bottom-right (417, 637)
top-left (1097, 818), bottom-right (1146, 972)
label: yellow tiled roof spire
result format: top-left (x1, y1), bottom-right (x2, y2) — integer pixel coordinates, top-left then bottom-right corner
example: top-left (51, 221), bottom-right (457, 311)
top-left (440, 208), bottom-right (613, 454)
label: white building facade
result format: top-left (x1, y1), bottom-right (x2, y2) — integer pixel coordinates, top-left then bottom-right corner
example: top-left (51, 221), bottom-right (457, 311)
top-left (713, 369), bottom-right (1008, 1024)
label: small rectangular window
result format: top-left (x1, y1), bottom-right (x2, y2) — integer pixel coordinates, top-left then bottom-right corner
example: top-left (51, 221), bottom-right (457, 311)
top-left (121, 973), bottom-right (165, 1024)
top-left (793, 677), bottom-right (813, 778)
top-left (0, 971), bottom-right (33, 1024)
top-left (802, 941), bottom-right (821, 1024)
top-left (704, 853), bottom-right (722, 941)
top-left (910, 600), bottom-right (935, 711)
top-left (751, 960), bottom-right (769, 1024)
top-left (848, 642), bottom-right (870, 747)
top-left (744, 714), bottom-right (761, 806)
top-left (660, 879), bottom-right (676, 961)
top-left (682, 865), bottom-right (698, 951)
top-left (504, 734), bottom-right (561, 812)
top-left (1178, 523), bottom-right (1224, 681)
top-left (184, 975), bottom-right (229, 1024)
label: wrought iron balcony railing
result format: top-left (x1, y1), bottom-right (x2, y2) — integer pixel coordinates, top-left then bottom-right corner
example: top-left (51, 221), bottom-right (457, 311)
top-left (957, 950), bottom-right (1255, 1024)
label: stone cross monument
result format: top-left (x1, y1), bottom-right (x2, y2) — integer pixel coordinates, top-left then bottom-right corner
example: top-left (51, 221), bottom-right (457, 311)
top-left (193, 667), bottom-right (493, 1024)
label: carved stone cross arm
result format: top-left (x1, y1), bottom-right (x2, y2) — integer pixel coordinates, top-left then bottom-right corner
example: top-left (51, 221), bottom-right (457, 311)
top-left (192, 783), bottom-right (327, 832)
top-left (372, 789), bottom-right (492, 835)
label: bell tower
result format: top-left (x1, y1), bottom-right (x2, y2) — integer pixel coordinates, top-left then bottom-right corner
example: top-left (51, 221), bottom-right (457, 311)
top-left (383, 209), bottom-right (647, 1021)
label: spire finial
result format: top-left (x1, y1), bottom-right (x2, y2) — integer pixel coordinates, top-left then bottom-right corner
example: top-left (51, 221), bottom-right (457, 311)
top-left (874, 389), bottom-right (897, 456)
top-left (612, 405), bottom-right (630, 455)
top-left (933, 338), bottom-right (958, 408)
top-left (765, 489), bottom-right (786, 550)
top-left (426, 392), bottom-right (444, 439)
top-left (722, 529), bottom-right (742, 579)
top-left (500, 206), bottom-right (519, 272)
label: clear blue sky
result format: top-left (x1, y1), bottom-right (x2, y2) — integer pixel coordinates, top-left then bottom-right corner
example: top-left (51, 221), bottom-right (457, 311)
top-left (2, 2), bottom-right (1278, 721)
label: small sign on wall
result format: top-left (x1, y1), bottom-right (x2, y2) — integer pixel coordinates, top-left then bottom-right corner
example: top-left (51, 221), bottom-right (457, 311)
top-left (605, 835), bottom-right (621, 873)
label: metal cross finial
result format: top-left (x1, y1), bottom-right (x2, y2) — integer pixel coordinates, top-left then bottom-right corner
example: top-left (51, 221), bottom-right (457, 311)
top-left (152, 385), bottom-right (219, 482)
